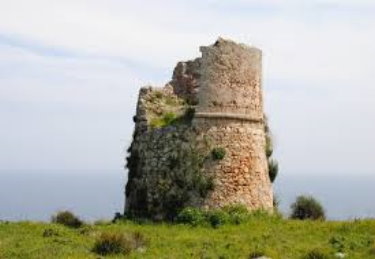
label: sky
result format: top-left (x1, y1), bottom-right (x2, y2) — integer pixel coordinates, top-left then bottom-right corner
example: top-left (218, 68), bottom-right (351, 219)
top-left (0, 0), bottom-right (374, 176)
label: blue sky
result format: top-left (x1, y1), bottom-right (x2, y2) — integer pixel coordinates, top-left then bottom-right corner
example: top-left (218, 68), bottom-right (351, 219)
top-left (0, 0), bottom-right (374, 175)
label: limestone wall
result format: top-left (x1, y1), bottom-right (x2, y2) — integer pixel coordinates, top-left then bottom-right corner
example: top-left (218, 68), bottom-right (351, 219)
top-left (125, 38), bottom-right (274, 219)
top-left (192, 38), bottom-right (273, 210)
top-left (196, 38), bottom-right (263, 119)
top-left (194, 119), bottom-right (273, 210)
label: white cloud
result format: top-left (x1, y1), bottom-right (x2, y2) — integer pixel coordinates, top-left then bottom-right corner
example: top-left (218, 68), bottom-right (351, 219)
top-left (0, 44), bottom-right (140, 170)
top-left (0, 0), bottom-right (374, 175)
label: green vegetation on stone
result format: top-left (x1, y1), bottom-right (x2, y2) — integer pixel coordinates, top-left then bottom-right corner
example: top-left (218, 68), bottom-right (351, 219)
top-left (265, 134), bottom-right (273, 158)
top-left (126, 127), bottom-right (214, 221)
top-left (264, 115), bottom-right (279, 183)
top-left (149, 112), bottom-right (177, 128)
top-left (211, 147), bottom-right (226, 160)
top-left (268, 159), bottom-right (279, 183)
top-left (149, 107), bottom-right (195, 129)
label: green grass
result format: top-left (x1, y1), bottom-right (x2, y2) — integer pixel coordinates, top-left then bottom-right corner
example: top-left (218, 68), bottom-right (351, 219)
top-left (0, 218), bottom-right (375, 258)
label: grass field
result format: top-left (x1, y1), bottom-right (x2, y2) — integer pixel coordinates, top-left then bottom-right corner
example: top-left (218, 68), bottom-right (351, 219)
top-left (1, 215), bottom-right (375, 258)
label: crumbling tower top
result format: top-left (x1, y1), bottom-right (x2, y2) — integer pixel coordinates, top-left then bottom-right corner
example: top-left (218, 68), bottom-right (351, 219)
top-left (195, 38), bottom-right (263, 122)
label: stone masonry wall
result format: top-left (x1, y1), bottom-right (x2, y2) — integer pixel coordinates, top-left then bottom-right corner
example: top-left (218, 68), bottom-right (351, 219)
top-left (193, 38), bottom-right (273, 210)
top-left (125, 38), bottom-right (273, 219)
top-left (194, 119), bottom-right (272, 210)
top-left (196, 38), bottom-right (263, 119)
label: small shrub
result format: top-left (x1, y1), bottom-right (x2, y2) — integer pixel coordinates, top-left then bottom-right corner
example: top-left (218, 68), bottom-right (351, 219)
top-left (223, 204), bottom-right (249, 224)
top-left (51, 211), bottom-right (83, 228)
top-left (264, 115), bottom-right (279, 183)
top-left (290, 195), bottom-right (326, 220)
top-left (303, 248), bottom-right (330, 259)
top-left (93, 232), bottom-right (132, 256)
top-left (212, 147), bottom-right (226, 160)
top-left (223, 204), bottom-right (248, 215)
top-left (208, 210), bottom-right (230, 228)
top-left (268, 159), bottom-right (278, 183)
top-left (177, 207), bottom-right (205, 226)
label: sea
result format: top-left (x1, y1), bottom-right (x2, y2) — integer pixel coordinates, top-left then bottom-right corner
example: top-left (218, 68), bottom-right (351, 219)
top-left (0, 170), bottom-right (374, 222)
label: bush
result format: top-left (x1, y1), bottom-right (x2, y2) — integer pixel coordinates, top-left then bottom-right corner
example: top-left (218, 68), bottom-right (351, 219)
top-left (222, 204), bottom-right (248, 215)
top-left (222, 204), bottom-right (249, 224)
top-left (264, 115), bottom-right (279, 183)
top-left (303, 248), bottom-right (330, 259)
top-left (208, 210), bottom-right (230, 228)
top-left (290, 195), bottom-right (326, 220)
top-left (268, 159), bottom-right (279, 183)
top-left (51, 211), bottom-right (83, 228)
top-left (92, 231), bottom-right (147, 256)
top-left (212, 147), bottom-right (226, 160)
top-left (92, 232), bottom-right (133, 256)
top-left (177, 206), bottom-right (252, 227)
top-left (177, 207), bottom-right (205, 226)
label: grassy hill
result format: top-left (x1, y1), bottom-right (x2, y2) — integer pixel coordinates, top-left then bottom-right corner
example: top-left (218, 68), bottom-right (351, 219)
top-left (1, 215), bottom-right (375, 258)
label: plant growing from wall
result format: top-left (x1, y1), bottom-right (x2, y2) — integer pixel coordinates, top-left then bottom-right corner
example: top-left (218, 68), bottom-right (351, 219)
top-left (149, 107), bottom-right (195, 129)
top-left (211, 147), bottom-right (226, 160)
top-left (150, 112), bottom-right (177, 128)
top-left (156, 137), bottom-right (214, 220)
top-left (264, 115), bottom-right (279, 183)
top-left (268, 159), bottom-right (279, 183)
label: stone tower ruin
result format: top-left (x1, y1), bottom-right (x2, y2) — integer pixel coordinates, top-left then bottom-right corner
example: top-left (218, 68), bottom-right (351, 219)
top-left (125, 38), bottom-right (274, 220)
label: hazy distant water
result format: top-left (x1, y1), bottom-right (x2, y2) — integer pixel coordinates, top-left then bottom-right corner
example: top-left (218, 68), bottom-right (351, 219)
top-left (0, 171), bottom-right (374, 221)
top-left (0, 170), bottom-right (125, 222)
top-left (274, 174), bottom-right (375, 220)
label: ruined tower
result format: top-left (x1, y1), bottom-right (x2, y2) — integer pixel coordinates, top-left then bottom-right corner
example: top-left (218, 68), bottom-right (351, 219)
top-left (125, 38), bottom-right (274, 220)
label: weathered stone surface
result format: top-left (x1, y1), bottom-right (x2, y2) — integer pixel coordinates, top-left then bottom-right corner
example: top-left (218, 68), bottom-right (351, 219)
top-left (170, 58), bottom-right (201, 105)
top-left (125, 38), bottom-right (273, 219)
